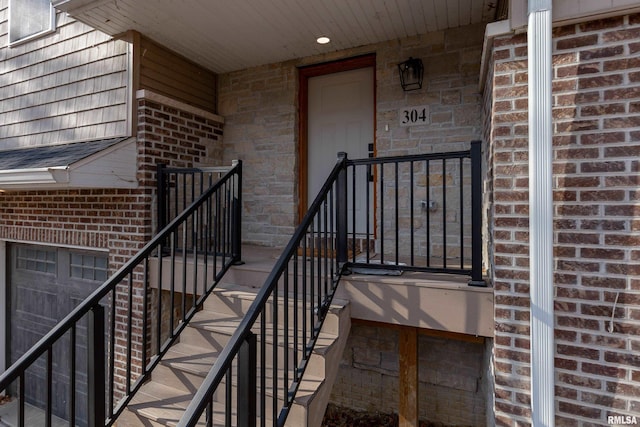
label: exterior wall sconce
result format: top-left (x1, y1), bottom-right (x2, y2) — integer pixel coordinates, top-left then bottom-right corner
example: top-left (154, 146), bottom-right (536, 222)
top-left (398, 57), bottom-right (424, 91)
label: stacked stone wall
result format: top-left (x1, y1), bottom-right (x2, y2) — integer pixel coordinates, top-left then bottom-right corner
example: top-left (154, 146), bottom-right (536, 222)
top-left (329, 322), bottom-right (488, 426)
top-left (219, 23), bottom-right (486, 249)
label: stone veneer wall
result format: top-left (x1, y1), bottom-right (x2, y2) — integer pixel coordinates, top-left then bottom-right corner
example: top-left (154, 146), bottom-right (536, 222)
top-left (218, 20), bottom-right (488, 424)
top-left (219, 23), bottom-right (486, 248)
top-left (487, 14), bottom-right (640, 425)
top-left (329, 322), bottom-right (488, 426)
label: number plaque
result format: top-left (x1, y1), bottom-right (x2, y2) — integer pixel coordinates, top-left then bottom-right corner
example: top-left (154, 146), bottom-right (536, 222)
top-left (399, 105), bottom-right (429, 126)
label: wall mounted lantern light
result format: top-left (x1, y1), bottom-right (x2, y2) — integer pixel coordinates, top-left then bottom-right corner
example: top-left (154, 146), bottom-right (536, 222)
top-left (398, 57), bottom-right (424, 91)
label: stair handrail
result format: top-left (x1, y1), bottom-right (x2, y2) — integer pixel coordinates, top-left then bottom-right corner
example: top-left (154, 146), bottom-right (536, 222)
top-left (0, 160), bottom-right (242, 426)
top-left (178, 153), bottom-right (349, 427)
top-left (178, 142), bottom-right (486, 426)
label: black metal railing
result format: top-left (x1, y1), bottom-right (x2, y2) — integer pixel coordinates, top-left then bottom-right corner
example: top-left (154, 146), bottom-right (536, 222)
top-left (157, 163), bottom-right (240, 231)
top-left (178, 153), bottom-right (351, 427)
top-left (0, 161), bottom-right (242, 427)
top-left (345, 140), bottom-right (484, 285)
top-left (178, 141), bottom-right (485, 426)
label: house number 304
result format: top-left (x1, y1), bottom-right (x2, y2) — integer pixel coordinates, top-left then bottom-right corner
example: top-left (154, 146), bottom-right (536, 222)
top-left (399, 106), bottom-right (429, 126)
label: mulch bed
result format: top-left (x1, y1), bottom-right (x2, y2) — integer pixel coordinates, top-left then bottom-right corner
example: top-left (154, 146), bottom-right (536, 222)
top-left (322, 404), bottom-right (448, 427)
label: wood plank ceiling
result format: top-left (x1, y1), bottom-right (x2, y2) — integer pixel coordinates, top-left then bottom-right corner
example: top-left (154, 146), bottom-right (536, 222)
top-left (54, 0), bottom-right (503, 74)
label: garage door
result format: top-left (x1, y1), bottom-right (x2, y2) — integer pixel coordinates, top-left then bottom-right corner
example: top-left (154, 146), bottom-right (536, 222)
top-left (7, 243), bottom-right (108, 425)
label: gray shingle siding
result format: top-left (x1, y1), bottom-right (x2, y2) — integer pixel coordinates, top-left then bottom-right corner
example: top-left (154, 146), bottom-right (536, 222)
top-left (0, 2), bottom-right (129, 150)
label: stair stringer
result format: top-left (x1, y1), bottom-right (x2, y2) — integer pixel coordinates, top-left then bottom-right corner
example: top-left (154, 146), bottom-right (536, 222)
top-left (285, 301), bottom-right (351, 427)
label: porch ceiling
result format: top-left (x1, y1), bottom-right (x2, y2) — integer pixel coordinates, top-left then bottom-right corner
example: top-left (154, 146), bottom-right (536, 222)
top-left (53, 0), bottom-right (502, 74)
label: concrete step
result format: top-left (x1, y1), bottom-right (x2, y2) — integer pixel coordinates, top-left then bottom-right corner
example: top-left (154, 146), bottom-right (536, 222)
top-left (178, 307), bottom-right (339, 377)
top-left (119, 278), bottom-right (351, 427)
top-left (205, 283), bottom-right (346, 336)
top-left (117, 382), bottom-right (209, 427)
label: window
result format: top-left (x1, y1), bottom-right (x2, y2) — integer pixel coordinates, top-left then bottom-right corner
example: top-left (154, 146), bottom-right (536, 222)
top-left (70, 252), bottom-right (109, 282)
top-left (16, 246), bottom-right (57, 274)
top-left (8, 0), bottom-right (56, 46)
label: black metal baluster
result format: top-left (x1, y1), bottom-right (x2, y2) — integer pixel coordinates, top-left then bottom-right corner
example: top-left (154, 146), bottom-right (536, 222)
top-left (143, 257), bottom-right (149, 375)
top-left (329, 186), bottom-right (335, 285)
top-left (240, 333), bottom-right (257, 427)
top-left (157, 164), bottom-right (167, 232)
top-left (310, 220), bottom-right (315, 340)
top-left (182, 215), bottom-right (188, 321)
top-left (426, 159), bottom-right (431, 267)
top-left (126, 271), bottom-right (133, 394)
top-left (459, 156), bottom-right (464, 270)
top-left (272, 287), bottom-right (278, 427)
top-left (170, 231), bottom-right (176, 328)
top-left (69, 325), bottom-right (76, 427)
top-left (88, 305), bottom-right (105, 427)
top-left (442, 158), bottom-right (447, 269)
top-left (293, 251), bottom-right (299, 382)
top-left (302, 236), bottom-right (307, 356)
top-left (192, 206), bottom-right (199, 311)
top-left (283, 265), bottom-right (289, 405)
top-left (366, 162), bottom-right (371, 263)
top-left (46, 347), bottom-right (52, 427)
top-left (395, 161), bottom-right (399, 266)
top-left (18, 374), bottom-right (24, 427)
top-left (351, 163), bottom-right (356, 263)
top-left (336, 153), bottom-right (348, 268)
top-left (470, 140), bottom-right (485, 286)
top-left (225, 366), bottom-right (232, 427)
top-left (260, 314), bottom-right (266, 427)
top-left (380, 163), bottom-right (385, 263)
top-left (410, 161), bottom-right (415, 265)
top-left (109, 288), bottom-right (116, 415)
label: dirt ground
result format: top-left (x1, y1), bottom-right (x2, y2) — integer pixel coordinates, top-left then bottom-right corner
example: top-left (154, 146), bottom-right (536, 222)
top-left (322, 404), bottom-right (449, 427)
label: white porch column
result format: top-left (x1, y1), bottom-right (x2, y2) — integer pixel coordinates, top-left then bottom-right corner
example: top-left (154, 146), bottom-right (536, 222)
top-left (527, 0), bottom-right (554, 426)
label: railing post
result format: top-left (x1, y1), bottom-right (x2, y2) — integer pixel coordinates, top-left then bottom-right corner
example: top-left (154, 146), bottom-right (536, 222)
top-left (157, 163), bottom-right (167, 233)
top-left (232, 160), bottom-right (244, 265)
top-left (336, 152), bottom-right (348, 270)
top-left (469, 141), bottom-right (486, 286)
top-left (237, 332), bottom-right (256, 427)
top-left (87, 304), bottom-right (105, 427)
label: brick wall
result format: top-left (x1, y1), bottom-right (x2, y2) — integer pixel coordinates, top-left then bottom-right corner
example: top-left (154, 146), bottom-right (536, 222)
top-left (0, 190), bottom-right (151, 261)
top-left (488, 14), bottom-right (640, 425)
top-left (137, 90), bottom-right (224, 177)
top-left (329, 322), bottom-right (488, 425)
top-left (0, 90), bottom-right (223, 401)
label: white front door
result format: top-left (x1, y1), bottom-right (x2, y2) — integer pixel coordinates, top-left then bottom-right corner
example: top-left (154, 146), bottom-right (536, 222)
top-left (307, 66), bottom-right (374, 233)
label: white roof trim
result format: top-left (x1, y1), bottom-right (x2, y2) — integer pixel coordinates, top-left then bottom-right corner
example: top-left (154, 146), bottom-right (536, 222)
top-left (0, 168), bottom-right (65, 186)
top-left (137, 90), bottom-right (224, 124)
top-left (0, 138), bottom-right (138, 191)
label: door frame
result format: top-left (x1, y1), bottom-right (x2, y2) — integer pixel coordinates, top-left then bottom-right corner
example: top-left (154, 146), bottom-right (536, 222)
top-left (297, 53), bottom-right (376, 223)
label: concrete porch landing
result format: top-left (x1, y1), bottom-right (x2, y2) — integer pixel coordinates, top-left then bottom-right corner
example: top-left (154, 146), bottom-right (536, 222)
top-left (149, 244), bottom-right (493, 337)
top-left (231, 246), bottom-right (494, 338)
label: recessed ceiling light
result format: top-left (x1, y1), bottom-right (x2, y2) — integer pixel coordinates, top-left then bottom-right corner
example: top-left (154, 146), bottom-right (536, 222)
top-left (316, 36), bottom-right (330, 45)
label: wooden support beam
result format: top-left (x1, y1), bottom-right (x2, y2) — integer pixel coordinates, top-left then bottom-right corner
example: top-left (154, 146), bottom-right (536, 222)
top-left (399, 326), bottom-right (418, 427)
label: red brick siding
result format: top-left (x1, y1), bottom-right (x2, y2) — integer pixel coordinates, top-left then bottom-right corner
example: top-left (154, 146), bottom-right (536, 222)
top-left (0, 92), bottom-right (223, 403)
top-left (137, 96), bottom-right (224, 178)
top-left (488, 15), bottom-right (640, 426)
